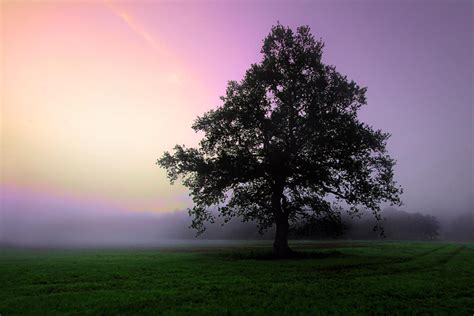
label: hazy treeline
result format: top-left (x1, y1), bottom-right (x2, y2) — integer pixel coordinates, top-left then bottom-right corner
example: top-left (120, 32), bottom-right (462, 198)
top-left (158, 208), bottom-right (473, 242)
top-left (196, 208), bottom-right (473, 242)
top-left (1, 207), bottom-right (472, 247)
top-left (290, 209), bottom-right (441, 241)
top-left (440, 212), bottom-right (474, 242)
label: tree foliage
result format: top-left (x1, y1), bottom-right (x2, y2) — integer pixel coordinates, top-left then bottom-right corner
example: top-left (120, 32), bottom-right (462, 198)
top-left (158, 24), bottom-right (402, 242)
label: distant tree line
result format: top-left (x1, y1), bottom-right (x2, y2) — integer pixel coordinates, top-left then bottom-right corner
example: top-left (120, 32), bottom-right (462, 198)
top-left (159, 208), bottom-right (445, 241)
top-left (289, 208), bottom-right (441, 241)
top-left (442, 212), bottom-right (474, 242)
top-left (156, 208), bottom-right (472, 242)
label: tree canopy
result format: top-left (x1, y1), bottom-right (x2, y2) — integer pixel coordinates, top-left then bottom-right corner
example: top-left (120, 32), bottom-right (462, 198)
top-left (158, 24), bottom-right (402, 256)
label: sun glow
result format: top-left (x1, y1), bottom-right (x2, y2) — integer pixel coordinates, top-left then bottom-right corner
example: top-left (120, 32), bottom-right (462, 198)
top-left (2, 1), bottom-right (211, 212)
top-left (2, 0), bottom-right (472, 216)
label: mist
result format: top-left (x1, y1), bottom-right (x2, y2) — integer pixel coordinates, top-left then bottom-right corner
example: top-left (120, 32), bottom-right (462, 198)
top-left (1, 0), bottom-right (473, 248)
top-left (0, 185), bottom-right (267, 248)
top-left (2, 184), bottom-right (472, 248)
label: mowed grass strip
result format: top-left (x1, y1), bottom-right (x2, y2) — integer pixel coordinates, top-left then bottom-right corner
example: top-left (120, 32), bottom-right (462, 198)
top-left (1, 241), bottom-right (473, 315)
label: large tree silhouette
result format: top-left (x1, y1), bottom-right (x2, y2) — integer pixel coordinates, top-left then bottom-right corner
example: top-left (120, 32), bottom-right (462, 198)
top-left (158, 24), bottom-right (402, 257)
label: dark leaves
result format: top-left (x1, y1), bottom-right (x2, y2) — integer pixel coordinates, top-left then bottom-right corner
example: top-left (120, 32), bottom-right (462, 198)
top-left (157, 24), bottom-right (402, 234)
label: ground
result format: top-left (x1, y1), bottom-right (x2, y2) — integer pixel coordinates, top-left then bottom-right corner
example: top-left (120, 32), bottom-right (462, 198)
top-left (1, 241), bottom-right (473, 315)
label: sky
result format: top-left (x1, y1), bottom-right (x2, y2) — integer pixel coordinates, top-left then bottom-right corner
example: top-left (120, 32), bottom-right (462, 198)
top-left (1, 0), bottom-right (473, 231)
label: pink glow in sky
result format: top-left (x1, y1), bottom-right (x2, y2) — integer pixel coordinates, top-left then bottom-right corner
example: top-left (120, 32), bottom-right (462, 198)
top-left (1, 0), bottom-right (472, 223)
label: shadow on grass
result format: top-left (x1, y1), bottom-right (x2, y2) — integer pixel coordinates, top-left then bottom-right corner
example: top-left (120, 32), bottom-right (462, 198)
top-left (216, 249), bottom-right (346, 261)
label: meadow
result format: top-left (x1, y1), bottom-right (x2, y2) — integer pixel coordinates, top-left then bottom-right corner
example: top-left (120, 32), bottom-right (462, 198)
top-left (1, 241), bottom-right (473, 315)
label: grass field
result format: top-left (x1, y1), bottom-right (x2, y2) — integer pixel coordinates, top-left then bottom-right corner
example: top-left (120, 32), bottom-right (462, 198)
top-left (1, 241), bottom-right (473, 315)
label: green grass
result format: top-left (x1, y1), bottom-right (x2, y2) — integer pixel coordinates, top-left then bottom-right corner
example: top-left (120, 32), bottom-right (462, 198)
top-left (1, 241), bottom-right (473, 315)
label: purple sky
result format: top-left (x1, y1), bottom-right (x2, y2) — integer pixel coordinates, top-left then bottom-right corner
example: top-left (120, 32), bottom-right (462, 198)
top-left (1, 0), bottom-right (473, 234)
top-left (152, 0), bottom-right (473, 213)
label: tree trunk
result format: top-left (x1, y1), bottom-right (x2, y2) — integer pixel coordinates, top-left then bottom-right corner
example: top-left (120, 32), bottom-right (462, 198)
top-left (273, 215), bottom-right (291, 258)
top-left (271, 189), bottom-right (291, 258)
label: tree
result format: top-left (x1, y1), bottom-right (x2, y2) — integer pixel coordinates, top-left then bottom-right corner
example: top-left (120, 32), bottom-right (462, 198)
top-left (290, 212), bottom-right (347, 239)
top-left (158, 24), bottom-right (402, 257)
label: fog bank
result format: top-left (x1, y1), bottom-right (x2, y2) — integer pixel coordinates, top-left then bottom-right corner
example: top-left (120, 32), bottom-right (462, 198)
top-left (2, 183), bottom-right (472, 248)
